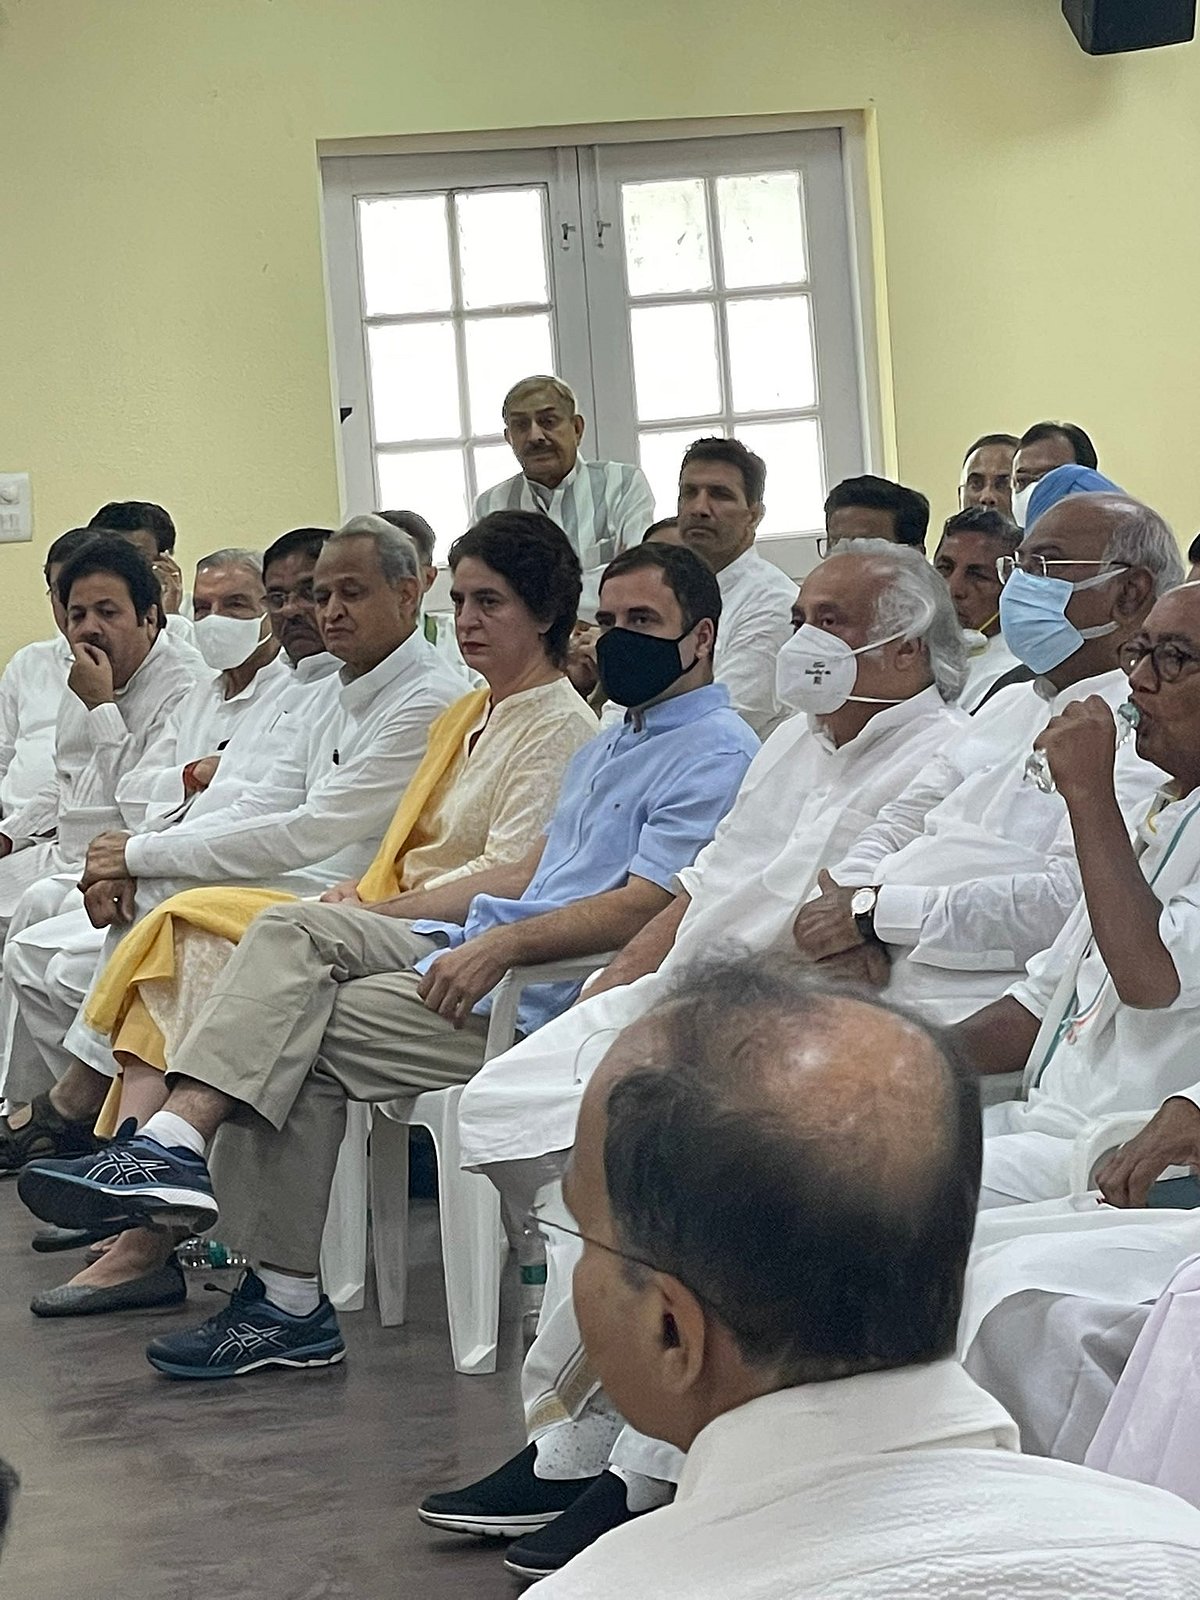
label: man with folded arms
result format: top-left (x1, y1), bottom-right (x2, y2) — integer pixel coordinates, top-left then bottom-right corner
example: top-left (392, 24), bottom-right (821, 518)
top-left (532, 958), bottom-right (1200, 1597)
top-left (19, 542), bottom-right (758, 1373)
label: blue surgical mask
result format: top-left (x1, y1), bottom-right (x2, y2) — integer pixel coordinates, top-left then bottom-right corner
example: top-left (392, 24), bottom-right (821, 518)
top-left (999, 566), bottom-right (1122, 675)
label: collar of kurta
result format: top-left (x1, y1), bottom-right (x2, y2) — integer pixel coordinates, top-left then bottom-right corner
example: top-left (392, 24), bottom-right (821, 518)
top-left (525, 455), bottom-right (583, 503)
top-left (1032, 666), bottom-right (1126, 706)
top-left (337, 628), bottom-right (425, 711)
top-left (291, 651), bottom-right (339, 683)
top-left (675, 1358), bottom-right (1018, 1505)
top-left (716, 544), bottom-right (761, 594)
top-left (810, 682), bottom-right (951, 757)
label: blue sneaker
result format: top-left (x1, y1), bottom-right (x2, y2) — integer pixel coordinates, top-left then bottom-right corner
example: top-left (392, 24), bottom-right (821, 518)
top-left (17, 1120), bottom-right (219, 1235)
top-left (146, 1270), bottom-right (345, 1380)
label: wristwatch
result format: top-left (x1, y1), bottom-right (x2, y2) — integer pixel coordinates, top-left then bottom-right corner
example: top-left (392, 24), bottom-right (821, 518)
top-left (851, 886), bottom-right (880, 946)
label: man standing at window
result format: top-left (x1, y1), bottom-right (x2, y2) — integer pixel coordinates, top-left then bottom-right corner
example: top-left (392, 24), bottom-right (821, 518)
top-left (475, 375), bottom-right (654, 612)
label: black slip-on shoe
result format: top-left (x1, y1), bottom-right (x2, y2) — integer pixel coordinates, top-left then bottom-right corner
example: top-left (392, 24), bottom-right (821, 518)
top-left (504, 1471), bottom-right (643, 1578)
top-left (418, 1443), bottom-right (599, 1539)
top-left (31, 1257), bottom-right (188, 1318)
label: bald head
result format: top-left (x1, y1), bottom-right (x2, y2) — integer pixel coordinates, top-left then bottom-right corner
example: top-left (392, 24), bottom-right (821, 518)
top-left (568, 959), bottom-right (980, 1450)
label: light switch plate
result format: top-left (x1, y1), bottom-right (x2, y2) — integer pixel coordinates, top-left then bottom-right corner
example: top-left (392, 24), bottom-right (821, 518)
top-left (0, 474), bottom-right (32, 544)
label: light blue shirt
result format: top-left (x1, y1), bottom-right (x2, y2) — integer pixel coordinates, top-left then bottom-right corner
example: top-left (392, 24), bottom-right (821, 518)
top-left (413, 683), bottom-right (759, 1034)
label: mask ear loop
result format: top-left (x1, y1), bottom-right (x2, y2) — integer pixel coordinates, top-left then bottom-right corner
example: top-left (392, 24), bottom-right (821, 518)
top-left (846, 596), bottom-right (939, 704)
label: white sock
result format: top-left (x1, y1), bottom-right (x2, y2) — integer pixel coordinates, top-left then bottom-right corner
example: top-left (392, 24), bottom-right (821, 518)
top-left (140, 1110), bottom-right (206, 1158)
top-left (258, 1266), bottom-right (320, 1318)
top-left (610, 1466), bottom-right (674, 1513)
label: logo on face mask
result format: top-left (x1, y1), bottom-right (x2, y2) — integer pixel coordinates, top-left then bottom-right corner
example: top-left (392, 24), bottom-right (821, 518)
top-left (774, 622), bottom-right (915, 717)
top-left (596, 626), bottom-right (697, 708)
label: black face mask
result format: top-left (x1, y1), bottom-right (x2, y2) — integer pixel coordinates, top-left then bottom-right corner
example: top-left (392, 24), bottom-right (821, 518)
top-left (595, 626), bottom-right (697, 708)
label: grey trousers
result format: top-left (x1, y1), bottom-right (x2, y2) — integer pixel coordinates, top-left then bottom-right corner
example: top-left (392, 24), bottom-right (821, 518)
top-left (171, 902), bottom-right (492, 1274)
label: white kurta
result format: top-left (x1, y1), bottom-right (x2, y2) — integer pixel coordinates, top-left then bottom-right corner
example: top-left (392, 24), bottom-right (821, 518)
top-left (982, 786), bottom-right (1200, 1203)
top-left (959, 629), bottom-right (1025, 713)
top-left (832, 669), bottom-right (1166, 1024)
top-left (533, 1360), bottom-right (1200, 1600)
top-left (712, 545), bottom-right (797, 739)
top-left (457, 685), bottom-right (968, 1172)
top-left (475, 457), bottom-right (654, 614)
top-left (0, 635), bottom-right (71, 816)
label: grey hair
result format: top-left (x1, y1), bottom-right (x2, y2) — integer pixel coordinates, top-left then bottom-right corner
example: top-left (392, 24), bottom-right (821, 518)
top-left (501, 373), bottom-right (578, 420)
top-left (1090, 494), bottom-right (1186, 599)
top-left (824, 537), bottom-right (969, 704)
top-left (332, 514), bottom-right (419, 583)
top-left (196, 547), bottom-right (263, 579)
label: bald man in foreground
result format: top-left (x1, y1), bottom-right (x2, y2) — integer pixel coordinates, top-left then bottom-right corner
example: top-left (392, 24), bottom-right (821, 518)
top-left (529, 960), bottom-right (1200, 1598)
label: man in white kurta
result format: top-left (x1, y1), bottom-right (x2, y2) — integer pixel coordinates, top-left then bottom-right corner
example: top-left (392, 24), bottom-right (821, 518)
top-left (930, 505), bottom-right (1030, 712)
top-left (424, 545), bottom-right (968, 1557)
top-left (526, 962), bottom-right (1200, 1599)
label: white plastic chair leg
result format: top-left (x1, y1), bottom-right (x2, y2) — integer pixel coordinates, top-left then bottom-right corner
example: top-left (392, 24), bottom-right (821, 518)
top-left (370, 1108), bottom-right (413, 1327)
top-left (319, 1100), bottom-right (370, 1311)
top-left (424, 1087), bottom-right (504, 1375)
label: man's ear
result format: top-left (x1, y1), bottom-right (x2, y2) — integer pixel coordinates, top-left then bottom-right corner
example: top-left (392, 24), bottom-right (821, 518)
top-left (692, 615), bottom-right (717, 662)
top-left (891, 634), bottom-right (925, 674)
top-left (1115, 566), bottom-right (1155, 620)
top-left (504, 424), bottom-right (515, 451)
top-left (652, 1273), bottom-right (708, 1397)
top-left (749, 500), bottom-right (765, 533)
top-left (573, 414), bottom-right (586, 445)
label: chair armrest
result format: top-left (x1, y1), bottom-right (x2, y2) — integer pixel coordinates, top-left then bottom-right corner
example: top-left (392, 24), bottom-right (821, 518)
top-left (485, 954), bottom-right (617, 1061)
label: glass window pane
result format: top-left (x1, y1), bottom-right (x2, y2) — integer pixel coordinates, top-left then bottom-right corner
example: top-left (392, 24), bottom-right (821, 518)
top-left (472, 440), bottom-right (519, 502)
top-left (716, 172), bottom-right (807, 289)
top-left (376, 449), bottom-right (468, 560)
top-left (456, 188), bottom-right (549, 310)
top-left (621, 179), bottom-right (712, 296)
top-left (637, 428), bottom-right (703, 519)
top-left (464, 313), bottom-right (555, 436)
top-left (631, 302), bottom-right (721, 423)
top-left (726, 296), bottom-right (816, 412)
top-left (358, 195), bottom-right (452, 315)
top-left (367, 322), bottom-right (460, 443)
top-left (735, 419), bottom-right (824, 535)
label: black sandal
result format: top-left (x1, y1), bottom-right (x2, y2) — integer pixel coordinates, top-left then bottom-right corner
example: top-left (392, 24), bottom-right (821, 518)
top-left (0, 1093), bottom-right (102, 1175)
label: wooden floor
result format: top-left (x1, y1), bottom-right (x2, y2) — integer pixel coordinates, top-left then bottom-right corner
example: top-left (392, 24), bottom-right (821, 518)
top-left (0, 1180), bottom-right (532, 1599)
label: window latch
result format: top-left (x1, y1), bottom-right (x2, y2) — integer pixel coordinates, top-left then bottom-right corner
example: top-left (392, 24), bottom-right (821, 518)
top-left (559, 221), bottom-right (577, 250)
top-left (595, 218), bottom-right (613, 248)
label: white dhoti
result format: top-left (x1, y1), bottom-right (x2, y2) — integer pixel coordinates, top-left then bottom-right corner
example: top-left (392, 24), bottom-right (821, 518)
top-left (0, 873), bottom-right (97, 1101)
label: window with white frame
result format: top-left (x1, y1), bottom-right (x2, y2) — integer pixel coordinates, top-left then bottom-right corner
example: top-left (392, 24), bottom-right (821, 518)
top-left (323, 128), bottom-right (868, 578)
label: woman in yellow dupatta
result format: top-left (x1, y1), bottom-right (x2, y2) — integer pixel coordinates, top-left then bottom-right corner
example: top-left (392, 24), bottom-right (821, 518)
top-left (59, 513), bottom-right (597, 1301)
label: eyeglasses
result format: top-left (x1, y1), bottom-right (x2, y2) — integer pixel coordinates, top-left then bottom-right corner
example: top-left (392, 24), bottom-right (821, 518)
top-left (1118, 639), bottom-right (1200, 684)
top-left (265, 583), bottom-right (315, 612)
top-left (996, 555), bottom-right (1130, 583)
top-left (529, 1202), bottom-right (751, 1338)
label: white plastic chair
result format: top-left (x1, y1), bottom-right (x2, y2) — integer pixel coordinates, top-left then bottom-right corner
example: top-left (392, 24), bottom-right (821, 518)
top-left (341, 955), bottom-right (613, 1374)
top-left (319, 1100), bottom-right (371, 1311)
top-left (1067, 1111), bottom-right (1165, 1193)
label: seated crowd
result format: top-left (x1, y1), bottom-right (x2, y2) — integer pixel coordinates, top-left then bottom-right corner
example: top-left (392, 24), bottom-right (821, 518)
top-left (2, 383), bottom-right (1200, 1592)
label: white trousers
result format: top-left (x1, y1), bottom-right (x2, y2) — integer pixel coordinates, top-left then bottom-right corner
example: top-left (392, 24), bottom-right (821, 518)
top-left (0, 873), bottom-right (99, 1101)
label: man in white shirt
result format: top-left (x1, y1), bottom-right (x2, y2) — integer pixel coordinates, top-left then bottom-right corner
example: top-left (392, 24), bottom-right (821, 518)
top-left (0, 538), bottom-right (202, 943)
top-left (1009, 420), bottom-right (1099, 527)
top-left (87, 500), bottom-right (193, 638)
top-left (793, 491), bottom-right (1182, 1024)
top-left (0, 529), bottom-right (97, 816)
top-left (932, 506), bottom-right (1031, 711)
top-left (474, 375), bottom-right (654, 614)
top-left (958, 431), bottom-right (1018, 518)
top-left (948, 578), bottom-right (1200, 1206)
top-left (419, 542), bottom-right (970, 1571)
top-left (823, 473), bottom-right (930, 552)
top-left (675, 437), bottom-right (796, 738)
top-left (526, 959), bottom-right (1200, 1597)
top-left (0, 518), bottom-right (466, 1173)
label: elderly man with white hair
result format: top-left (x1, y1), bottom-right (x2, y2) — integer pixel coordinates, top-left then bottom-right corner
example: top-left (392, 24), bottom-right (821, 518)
top-left (419, 539), bottom-right (973, 1575)
top-left (475, 374), bottom-right (654, 613)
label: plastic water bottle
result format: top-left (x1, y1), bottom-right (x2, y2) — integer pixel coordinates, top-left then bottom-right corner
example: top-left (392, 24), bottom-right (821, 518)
top-left (1024, 701), bottom-right (1140, 795)
top-left (176, 1237), bottom-right (249, 1271)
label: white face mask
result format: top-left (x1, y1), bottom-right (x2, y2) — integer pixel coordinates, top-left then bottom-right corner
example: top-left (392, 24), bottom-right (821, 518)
top-left (1010, 482), bottom-right (1036, 529)
top-left (194, 612), bottom-right (270, 671)
top-left (775, 622), bottom-right (912, 717)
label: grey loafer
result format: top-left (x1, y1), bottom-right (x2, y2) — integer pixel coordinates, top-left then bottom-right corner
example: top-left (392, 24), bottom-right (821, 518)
top-left (31, 1258), bottom-right (187, 1318)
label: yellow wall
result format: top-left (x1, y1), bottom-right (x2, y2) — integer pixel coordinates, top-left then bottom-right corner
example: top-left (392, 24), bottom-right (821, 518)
top-left (1, 0), bottom-right (1197, 657)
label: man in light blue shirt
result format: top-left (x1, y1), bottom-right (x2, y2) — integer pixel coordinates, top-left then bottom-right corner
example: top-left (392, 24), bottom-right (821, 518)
top-left (20, 543), bottom-right (759, 1378)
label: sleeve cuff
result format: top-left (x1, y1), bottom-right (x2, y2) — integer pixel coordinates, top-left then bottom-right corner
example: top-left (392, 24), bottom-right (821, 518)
top-left (123, 834), bottom-right (156, 875)
top-left (872, 884), bottom-right (930, 947)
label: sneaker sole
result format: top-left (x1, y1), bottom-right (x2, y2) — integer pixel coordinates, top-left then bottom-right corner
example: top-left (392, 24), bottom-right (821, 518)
top-left (504, 1556), bottom-right (562, 1579)
top-left (147, 1344), bottom-right (346, 1380)
top-left (17, 1167), bottom-right (218, 1234)
top-left (416, 1508), bottom-right (562, 1539)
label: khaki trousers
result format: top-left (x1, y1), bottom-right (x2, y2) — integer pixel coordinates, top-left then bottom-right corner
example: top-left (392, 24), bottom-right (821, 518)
top-left (170, 902), bottom-right (491, 1273)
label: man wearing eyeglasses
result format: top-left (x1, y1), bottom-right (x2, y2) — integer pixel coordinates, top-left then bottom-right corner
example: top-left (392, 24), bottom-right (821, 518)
top-left (949, 577), bottom-right (1200, 1207)
top-left (792, 488), bottom-right (1181, 1027)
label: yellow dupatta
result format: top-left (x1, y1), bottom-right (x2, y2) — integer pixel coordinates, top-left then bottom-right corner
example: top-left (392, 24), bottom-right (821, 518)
top-left (84, 687), bottom-right (490, 1089)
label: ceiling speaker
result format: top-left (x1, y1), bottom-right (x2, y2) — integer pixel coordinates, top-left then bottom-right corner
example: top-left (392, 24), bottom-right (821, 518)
top-left (1062, 0), bottom-right (1196, 53)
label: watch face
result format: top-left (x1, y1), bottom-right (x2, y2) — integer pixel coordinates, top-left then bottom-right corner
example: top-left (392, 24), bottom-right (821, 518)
top-left (851, 888), bottom-right (876, 917)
